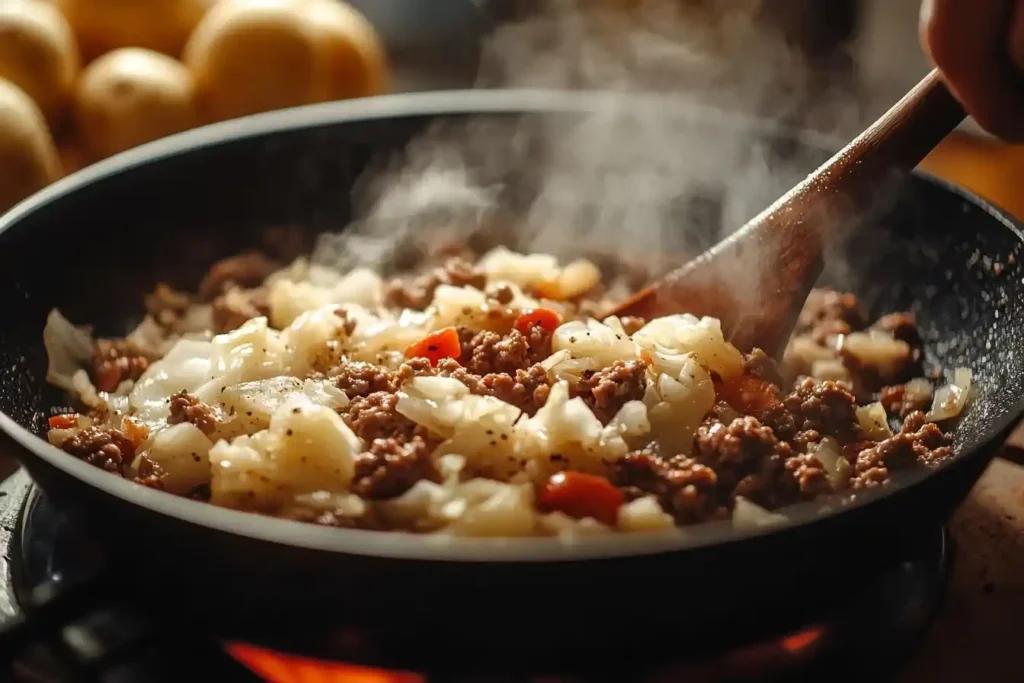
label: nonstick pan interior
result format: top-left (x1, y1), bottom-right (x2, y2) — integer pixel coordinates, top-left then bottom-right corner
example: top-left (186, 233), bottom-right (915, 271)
top-left (0, 92), bottom-right (1021, 657)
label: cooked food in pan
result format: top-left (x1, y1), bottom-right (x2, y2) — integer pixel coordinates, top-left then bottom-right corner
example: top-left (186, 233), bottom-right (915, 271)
top-left (42, 244), bottom-right (970, 537)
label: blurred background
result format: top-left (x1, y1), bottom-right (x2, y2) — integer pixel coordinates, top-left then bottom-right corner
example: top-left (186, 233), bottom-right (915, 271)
top-left (0, 0), bottom-right (1020, 220)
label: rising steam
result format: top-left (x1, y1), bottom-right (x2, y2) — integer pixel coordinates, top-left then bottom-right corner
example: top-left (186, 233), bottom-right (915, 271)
top-left (312, 0), bottom-right (871, 291)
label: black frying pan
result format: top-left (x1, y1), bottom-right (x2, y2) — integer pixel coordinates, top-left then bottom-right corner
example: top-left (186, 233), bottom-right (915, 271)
top-left (0, 91), bottom-right (1021, 673)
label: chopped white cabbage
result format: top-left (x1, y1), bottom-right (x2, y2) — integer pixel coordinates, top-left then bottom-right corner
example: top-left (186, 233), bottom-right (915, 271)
top-left (927, 368), bottom-right (973, 422)
top-left (644, 354), bottom-right (716, 454)
top-left (552, 319), bottom-right (638, 368)
top-left (129, 339), bottom-right (214, 424)
top-left (856, 402), bottom-right (893, 440)
top-left (209, 395), bottom-right (362, 510)
top-left (618, 495), bottom-right (675, 532)
top-left (633, 314), bottom-right (744, 380)
top-left (147, 423), bottom-right (214, 494)
top-left (732, 496), bottom-right (787, 529)
top-left (43, 310), bottom-right (95, 394)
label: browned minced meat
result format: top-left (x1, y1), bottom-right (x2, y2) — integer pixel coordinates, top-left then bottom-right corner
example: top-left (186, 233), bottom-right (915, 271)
top-left (343, 391), bottom-right (435, 444)
top-left (460, 328), bottom-right (551, 375)
top-left (695, 416), bottom-right (829, 507)
top-left (198, 251), bottom-right (277, 301)
top-left (879, 384), bottom-right (932, 417)
top-left (612, 448), bottom-right (727, 525)
top-left (167, 391), bottom-right (218, 433)
top-left (576, 360), bottom-right (648, 424)
top-left (438, 358), bottom-right (552, 415)
top-left (91, 339), bottom-right (151, 393)
top-left (351, 435), bottom-right (440, 500)
top-left (782, 378), bottom-right (861, 442)
top-left (613, 415), bottom-right (829, 524)
top-left (385, 257), bottom-right (487, 310)
top-left (133, 454), bottom-right (166, 490)
top-left (850, 411), bottom-right (954, 490)
top-left (60, 426), bottom-right (137, 476)
top-left (211, 286), bottom-right (270, 334)
top-left (332, 361), bottom-right (402, 398)
top-left (489, 284), bottom-right (515, 305)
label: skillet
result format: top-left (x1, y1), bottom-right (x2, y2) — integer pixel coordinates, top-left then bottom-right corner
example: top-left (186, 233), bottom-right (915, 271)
top-left (0, 90), bottom-right (1021, 671)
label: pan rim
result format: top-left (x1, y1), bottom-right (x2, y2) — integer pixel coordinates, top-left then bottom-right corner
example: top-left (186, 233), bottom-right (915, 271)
top-left (0, 89), bottom-right (1020, 562)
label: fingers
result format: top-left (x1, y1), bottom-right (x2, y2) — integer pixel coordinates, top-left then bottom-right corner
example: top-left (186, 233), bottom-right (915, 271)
top-left (920, 0), bottom-right (1024, 141)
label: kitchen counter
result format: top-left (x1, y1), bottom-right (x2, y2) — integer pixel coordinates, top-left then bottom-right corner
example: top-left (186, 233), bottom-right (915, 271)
top-left (902, 450), bottom-right (1024, 683)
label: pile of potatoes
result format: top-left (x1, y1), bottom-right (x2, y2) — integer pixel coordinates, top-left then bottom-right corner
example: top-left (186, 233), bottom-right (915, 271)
top-left (0, 0), bottom-right (389, 213)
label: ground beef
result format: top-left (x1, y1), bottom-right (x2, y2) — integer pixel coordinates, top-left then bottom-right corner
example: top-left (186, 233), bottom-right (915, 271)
top-left (612, 449), bottom-right (726, 524)
top-left (343, 391), bottom-right (423, 443)
top-left (167, 391), bottom-right (218, 433)
top-left (332, 361), bottom-right (401, 398)
top-left (849, 410), bottom-right (953, 490)
top-left (489, 284), bottom-right (515, 305)
top-left (385, 257), bottom-right (487, 310)
top-left (879, 384), bottom-right (931, 417)
top-left (782, 378), bottom-right (861, 442)
top-left (576, 360), bottom-right (648, 423)
top-left (211, 286), bottom-right (270, 334)
top-left (91, 339), bottom-right (151, 393)
top-left (695, 416), bottom-right (792, 469)
top-left (351, 436), bottom-right (440, 499)
top-left (133, 454), bottom-right (166, 489)
top-left (743, 348), bottom-right (784, 388)
top-left (198, 251), bottom-right (277, 301)
top-left (438, 359), bottom-right (552, 415)
top-left (467, 329), bottom-right (529, 375)
top-left (694, 415), bottom-right (828, 508)
top-left (456, 323), bottom-right (552, 373)
top-left (60, 426), bottom-right (136, 476)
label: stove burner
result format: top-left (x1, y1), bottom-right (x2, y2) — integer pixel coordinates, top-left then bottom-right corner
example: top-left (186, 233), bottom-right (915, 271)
top-left (0, 472), bottom-right (954, 682)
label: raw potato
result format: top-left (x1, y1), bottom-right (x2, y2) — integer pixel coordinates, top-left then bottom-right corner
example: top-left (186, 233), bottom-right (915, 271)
top-left (183, 0), bottom-right (331, 122)
top-left (0, 1), bottom-right (79, 121)
top-left (56, 0), bottom-right (215, 60)
top-left (0, 78), bottom-right (61, 214)
top-left (304, 0), bottom-right (389, 100)
top-left (74, 48), bottom-right (199, 160)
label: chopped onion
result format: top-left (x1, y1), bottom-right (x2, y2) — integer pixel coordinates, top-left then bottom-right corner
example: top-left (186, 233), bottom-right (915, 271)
top-left (838, 332), bottom-right (912, 379)
top-left (732, 496), bottom-right (787, 529)
top-left (810, 359), bottom-right (851, 382)
top-left (856, 402), bottom-right (893, 441)
top-left (904, 378), bottom-right (934, 406)
top-left (926, 368), bottom-right (973, 422)
top-left (812, 436), bottom-right (852, 489)
top-left (43, 309), bottom-right (95, 394)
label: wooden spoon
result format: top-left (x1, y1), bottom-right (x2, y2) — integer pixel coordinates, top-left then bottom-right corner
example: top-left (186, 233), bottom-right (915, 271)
top-left (606, 69), bottom-right (967, 358)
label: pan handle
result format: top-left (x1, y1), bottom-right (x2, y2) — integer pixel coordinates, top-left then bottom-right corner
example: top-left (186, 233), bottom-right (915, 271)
top-left (0, 573), bottom-right (112, 665)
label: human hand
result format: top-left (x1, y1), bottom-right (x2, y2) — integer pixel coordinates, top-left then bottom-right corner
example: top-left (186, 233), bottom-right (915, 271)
top-left (920, 0), bottom-right (1024, 141)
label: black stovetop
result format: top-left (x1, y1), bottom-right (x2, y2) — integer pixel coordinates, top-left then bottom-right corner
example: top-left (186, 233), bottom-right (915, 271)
top-left (0, 469), bottom-right (953, 682)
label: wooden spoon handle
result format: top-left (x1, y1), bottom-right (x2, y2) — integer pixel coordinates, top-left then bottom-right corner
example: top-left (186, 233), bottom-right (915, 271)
top-left (745, 68), bottom-right (966, 241)
top-left (609, 70), bottom-right (966, 356)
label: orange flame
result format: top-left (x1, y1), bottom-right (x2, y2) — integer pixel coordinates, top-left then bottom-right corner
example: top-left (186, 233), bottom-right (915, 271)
top-left (225, 642), bottom-right (427, 683)
top-left (780, 626), bottom-right (824, 655)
